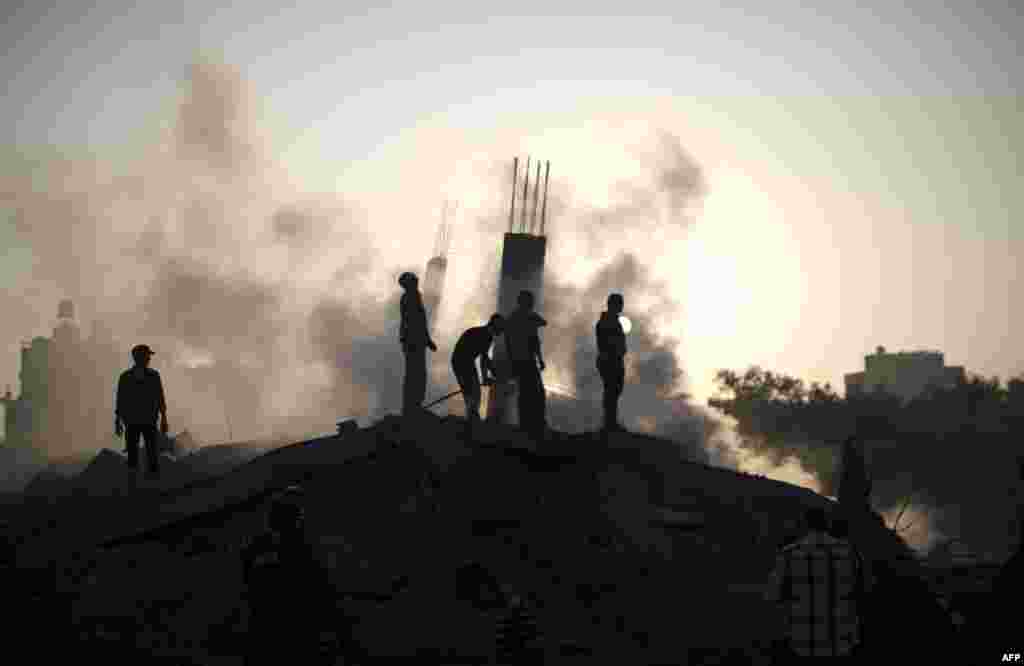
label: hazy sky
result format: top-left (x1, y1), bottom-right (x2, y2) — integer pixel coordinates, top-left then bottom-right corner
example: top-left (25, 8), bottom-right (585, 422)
top-left (2, 0), bottom-right (1021, 419)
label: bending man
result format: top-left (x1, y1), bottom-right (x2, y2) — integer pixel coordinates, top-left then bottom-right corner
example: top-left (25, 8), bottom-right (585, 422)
top-left (452, 314), bottom-right (505, 436)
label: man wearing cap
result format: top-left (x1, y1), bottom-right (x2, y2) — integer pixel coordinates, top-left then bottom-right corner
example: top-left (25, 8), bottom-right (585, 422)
top-left (398, 272), bottom-right (438, 417)
top-left (115, 344), bottom-right (168, 479)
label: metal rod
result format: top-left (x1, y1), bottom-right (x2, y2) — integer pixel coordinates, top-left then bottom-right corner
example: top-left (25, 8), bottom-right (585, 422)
top-left (424, 389), bottom-right (463, 410)
top-left (531, 159), bottom-right (541, 233)
top-left (436, 201), bottom-right (446, 257)
top-left (520, 156), bottom-right (530, 233)
top-left (443, 200), bottom-right (450, 255)
top-left (540, 160), bottom-right (550, 236)
top-left (508, 158), bottom-right (518, 233)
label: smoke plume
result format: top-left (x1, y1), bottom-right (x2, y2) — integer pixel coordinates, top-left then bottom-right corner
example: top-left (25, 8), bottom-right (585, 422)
top-left (3, 59), bottom-right (746, 477)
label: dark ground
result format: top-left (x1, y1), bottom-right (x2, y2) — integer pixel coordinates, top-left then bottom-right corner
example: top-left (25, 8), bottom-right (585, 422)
top-left (0, 413), bottom-right (1009, 663)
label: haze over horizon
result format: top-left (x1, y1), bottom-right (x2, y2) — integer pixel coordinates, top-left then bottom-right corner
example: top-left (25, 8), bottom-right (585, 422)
top-left (2, 2), bottom-right (1021, 513)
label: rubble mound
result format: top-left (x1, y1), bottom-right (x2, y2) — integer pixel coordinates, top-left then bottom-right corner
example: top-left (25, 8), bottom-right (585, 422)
top-left (0, 445), bottom-right (46, 493)
top-left (22, 467), bottom-right (70, 499)
top-left (72, 449), bottom-right (136, 496)
top-left (9, 413), bottom-right (961, 661)
top-left (21, 453), bottom-right (92, 499)
top-left (169, 429), bottom-right (199, 456)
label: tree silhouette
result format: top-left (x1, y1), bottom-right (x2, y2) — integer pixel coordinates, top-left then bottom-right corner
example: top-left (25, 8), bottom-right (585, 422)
top-left (708, 365), bottom-right (1024, 558)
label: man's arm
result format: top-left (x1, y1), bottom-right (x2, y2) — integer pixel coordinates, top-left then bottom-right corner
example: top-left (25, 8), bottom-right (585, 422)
top-left (479, 352), bottom-right (495, 383)
top-left (156, 373), bottom-right (168, 429)
top-left (529, 333), bottom-right (545, 370)
top-left (114, 374), bottom-right (124, 431)
top-left (420, 298), bottom-right (437, 351)
top-left (399, 296), bottom-right (409, 344)
top-left (596, 321), bottom-right (609, 362)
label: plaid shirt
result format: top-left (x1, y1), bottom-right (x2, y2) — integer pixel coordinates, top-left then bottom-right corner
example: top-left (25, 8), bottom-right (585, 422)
top-left (767, 531), bottom-right (866, 657)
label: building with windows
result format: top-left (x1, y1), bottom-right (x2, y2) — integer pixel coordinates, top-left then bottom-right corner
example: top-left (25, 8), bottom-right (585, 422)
top-left (844, 346), bottom-right (965, 403)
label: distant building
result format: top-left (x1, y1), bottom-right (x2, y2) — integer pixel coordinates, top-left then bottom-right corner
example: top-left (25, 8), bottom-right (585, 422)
top-left (844, 346), bottom-right (965, 402)
top-left (4, 300), bottom-right (123, 456)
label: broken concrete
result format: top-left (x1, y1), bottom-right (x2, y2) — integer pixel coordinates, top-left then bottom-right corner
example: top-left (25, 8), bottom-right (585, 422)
top-left (6, 413), bottom-right (961, 661)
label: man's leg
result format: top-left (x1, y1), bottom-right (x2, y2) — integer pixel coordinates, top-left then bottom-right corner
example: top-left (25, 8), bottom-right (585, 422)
top-left (515, 362), bottom-right (532, 434)
top-left (609, 361), bottom-right (625, 430)
top-left (597, 360), bottom-right (620, 432)
top-left (403, 347), bottom-right (414, 416)
top-left (453, 363), bottom-right (476, 436)
top-left (598, 361), bottom-right (614, 431)
top-left (522, 365), bottom-right (545, 440)
top-left (465, 374), bottom-right (482, 436)
top-left (403, 346), bottom-right (428, 417)
top-left (123, 425), bottom-right (141, 469)
top-left (142, 425), bottom-right (160, 478)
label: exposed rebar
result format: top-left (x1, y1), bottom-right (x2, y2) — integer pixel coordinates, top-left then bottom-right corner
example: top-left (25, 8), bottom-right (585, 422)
top-left (540, 161), bottom-right (550, 236)
top-left (520, 156), bottom-right (531, 233)
top-left (530, 159), bottom-right (541, 234)
top-left (508, 158), bottom-right (519, 233)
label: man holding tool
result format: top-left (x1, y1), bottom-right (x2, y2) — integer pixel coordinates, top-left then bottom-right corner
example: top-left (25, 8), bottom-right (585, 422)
top-left (450, 314), bottom-right (506, 437)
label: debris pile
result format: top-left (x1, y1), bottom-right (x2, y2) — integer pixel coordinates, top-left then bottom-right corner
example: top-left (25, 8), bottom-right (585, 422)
top-left (6, 413), bottom-right (965, 661)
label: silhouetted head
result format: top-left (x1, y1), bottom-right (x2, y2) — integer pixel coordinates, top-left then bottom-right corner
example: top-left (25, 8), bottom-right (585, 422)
top-left (487, 314), bottom-right (505, 336)
top-left (268, 485), bottom-right (306, 535)
top-left (517, 290), bottom-right (534, 311)
top-left (804, 506), bottom-right (830, 533)
top-left (398, 272), bottom-right (418, 290)
top-left (607, 293), bottom-right (624, 315)
top-left (131, 344), bottom-right (155, 367)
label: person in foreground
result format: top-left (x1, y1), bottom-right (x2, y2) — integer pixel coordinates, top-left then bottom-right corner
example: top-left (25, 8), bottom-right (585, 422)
top-left (764, 506), bottom-right (868, 659)
top-left (242, 485), bottom-right (343, 664)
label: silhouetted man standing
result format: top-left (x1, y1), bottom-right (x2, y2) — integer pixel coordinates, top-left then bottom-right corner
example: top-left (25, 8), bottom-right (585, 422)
top-left (115, 344), bottom-right (167, 479)
top-left (242, 485), bottom-right (339, 665)
top-left (765, 506), bottom-right (867, 659)
top-left (980, 456), bottom-right (1024, 657)
top-left (505, 291), bottom-right (547, 441)
top-left (452, 314), bottom-right (505, 437)
top-left (596, 293), bottom-right (627, 433)
top-left (399, 272), bottom-right (437, 417)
